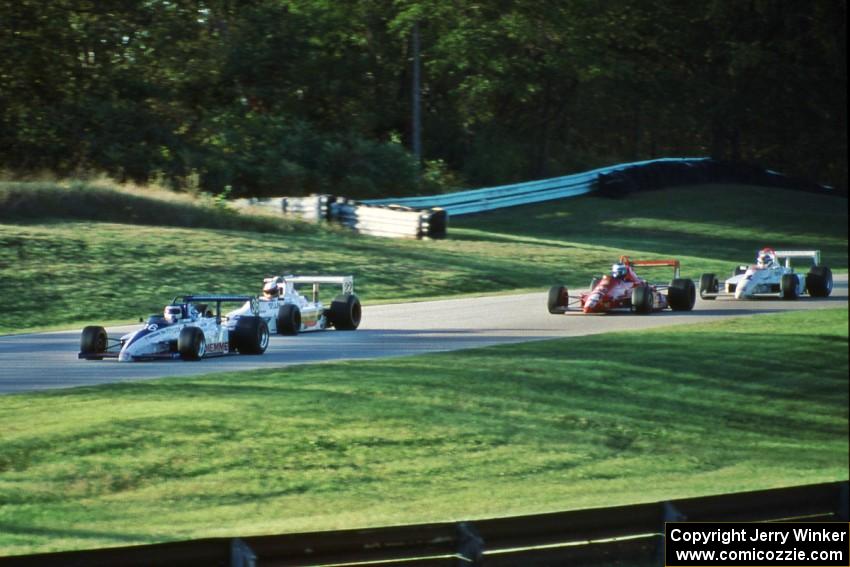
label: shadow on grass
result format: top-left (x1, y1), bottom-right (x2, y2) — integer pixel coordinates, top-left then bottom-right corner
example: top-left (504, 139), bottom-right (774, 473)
top-left (0, 522), bottom-right (172, 546)
top-left (0, 182), bottom-right (316, 235)
top-left (453, 185), bottom-right (849, 266)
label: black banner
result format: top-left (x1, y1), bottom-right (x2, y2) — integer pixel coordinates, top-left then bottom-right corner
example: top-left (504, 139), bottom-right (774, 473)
top-left (665, 522), bottom-right (849, 566)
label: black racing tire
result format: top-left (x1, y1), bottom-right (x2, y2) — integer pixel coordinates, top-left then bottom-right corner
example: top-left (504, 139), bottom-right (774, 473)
top-left (631, 285), bottom-right (654, 314)
top-left (178, 327), bottom-right (206, 361)
top-left (328, 294), bottom-right (362, 330)
top-left (699, 273), bottom-right (718, 300)
top-left (780, 273), bottom-right (799, 300)
top-left (231, 316), bottom-right (270, 354)
top-left (80, 326), bottom-right (107, 358)
top-left (276, 304), bottom-right (301, 335)
top-left (668, 278), bottom-right (696, 311)
top-left (547, 285), bottom-right (569, 314)
top-left (806, 266), bottom-right (833, 297)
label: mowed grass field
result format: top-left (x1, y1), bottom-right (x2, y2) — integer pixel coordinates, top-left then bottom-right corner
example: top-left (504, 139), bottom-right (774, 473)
top-left (1, 181), bottom-right (846, 334)
top-left (0, 309), bottom-right (847, 555)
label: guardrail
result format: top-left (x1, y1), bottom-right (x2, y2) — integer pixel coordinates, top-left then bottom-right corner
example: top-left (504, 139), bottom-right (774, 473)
top-left (363, 157), bottom-right (710, 214)
top-left (2, 481), bottom-right (845, 566)
top-left (231, 158), bottom-right (836, 238)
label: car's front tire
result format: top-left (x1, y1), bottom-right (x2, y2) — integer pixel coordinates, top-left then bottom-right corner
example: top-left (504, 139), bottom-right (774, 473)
top-left (547, 285), bottom-right (569, 314)
top-left (780, 273), bottom-right (799, 300)
top-left (80, 326), bottom-right (107, 359)
top-left (178, 327), bottom-right (206, 360)
top-left (699, 273), bottom-right (718, 300)
top-left (631, 285), bottom-right (654, 314)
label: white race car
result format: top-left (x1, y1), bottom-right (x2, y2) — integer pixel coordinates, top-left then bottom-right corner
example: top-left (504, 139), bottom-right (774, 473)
top-left (79, 295), bottom-right (270, 361)
top-left (227, 275), bottom-right (362, 335)
top-left (699, 248), bottom-right (833, 300)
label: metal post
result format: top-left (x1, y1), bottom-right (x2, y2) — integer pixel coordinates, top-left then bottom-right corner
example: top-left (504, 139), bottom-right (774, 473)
top-left (230, 538), bottom-right (256, 567)
top-left (656, 501), bottom-right (686, 564)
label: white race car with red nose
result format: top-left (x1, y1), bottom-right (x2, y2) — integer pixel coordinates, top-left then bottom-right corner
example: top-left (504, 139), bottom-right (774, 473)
top-left (699, 248), bottom-right (833, 300)
top-left (226, 275), bottom-right (361, 335)
top-left (78, 295), bottom-right (269, 361)
top-left (547, 257), bottom-right (696, 315)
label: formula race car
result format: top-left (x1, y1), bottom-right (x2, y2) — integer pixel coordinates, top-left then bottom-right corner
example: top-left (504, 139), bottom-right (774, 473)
top-left (79, 295), bottom-right (269, 361)
top-left (699, 248), bottom-right (833, 300)
top-left (548, 257), bottom-right (696, 314)
top-left (227, 275), bottom-right (361, 335)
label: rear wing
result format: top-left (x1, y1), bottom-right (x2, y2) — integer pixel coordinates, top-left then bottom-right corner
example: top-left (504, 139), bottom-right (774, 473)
top-left (773, 250), bottom-right (821, 268)
top-left (285, 276), bottom-right (354, 295)
top-left (176, 295), bottom-right (256, 304)
top-left (267, 275), bottom-right (355, 302)
top-left (172, 295), bottom-right (259, 317)
top-left (620, 256), bottom-right (681, 279)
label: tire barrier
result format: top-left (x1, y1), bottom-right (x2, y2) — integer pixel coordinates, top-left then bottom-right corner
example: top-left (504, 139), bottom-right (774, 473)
top-left (234, 194), bottom-right (446, 239)
top-left (330, 198), bottom-right (447, 239)
top-left (3, 481), bottom-right (844, 566)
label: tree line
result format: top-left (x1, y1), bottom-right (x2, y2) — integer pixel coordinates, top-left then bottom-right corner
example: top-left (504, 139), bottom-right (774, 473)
top-left (1, 0), bottom-right (845, 197)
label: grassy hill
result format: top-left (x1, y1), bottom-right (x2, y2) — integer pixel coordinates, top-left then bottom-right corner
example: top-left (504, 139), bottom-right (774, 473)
top-left (1, 180), bottom-right (846, 334)
top-left (0, 308), bottom-right (846, 555)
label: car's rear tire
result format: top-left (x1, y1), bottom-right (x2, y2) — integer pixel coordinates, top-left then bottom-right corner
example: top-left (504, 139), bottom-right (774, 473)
top-left (547, 285), bottom-right (569, 314)
top-left (277, 304), bottom-right (301, 335)
top-left (231, 316), bottom-right (270, 354)
top-left (80, 326), bottom-right (107, 359)
top-left (699, 273), bottom-right (718, 300)
top-left (780, 273), bottom-right (799, 300)
top-left (178, 327), bottom-right (206, 360)
top-left (806, 266), bottom-right (833, 297)
top-left (631, 285), bottom-right (654, 314)
top-left (328, 294), bottom-right (362, 330)
top-left (668, 278), bottom-right (696, 311)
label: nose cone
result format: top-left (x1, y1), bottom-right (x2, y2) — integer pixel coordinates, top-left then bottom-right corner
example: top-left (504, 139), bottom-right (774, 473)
top-left (735, 276), bottom-right (752, 299)
top-left (118, 328), bottom-right (151, 362)
top-left (583, 293), bottom-right (602, 313)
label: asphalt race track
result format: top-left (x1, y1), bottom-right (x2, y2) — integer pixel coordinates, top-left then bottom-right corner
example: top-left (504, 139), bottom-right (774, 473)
top-left (1, 275), bottom-right (847, 394)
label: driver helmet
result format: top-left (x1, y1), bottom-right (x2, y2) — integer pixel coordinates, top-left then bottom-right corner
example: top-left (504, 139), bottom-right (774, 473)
top-left (187, 305), bottom-right (200, 320)
top-left (756, 249), bottom-right (776, 267)
top-left (163, 305), bottom-right (183, 324)
top-left (611, 263), bottom-right (628, 279)
top-left (262, 277), bottom-right (283, 298)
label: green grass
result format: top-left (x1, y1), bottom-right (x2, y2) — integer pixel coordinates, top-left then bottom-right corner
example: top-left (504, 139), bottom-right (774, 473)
top-left (1, 309), bottom-right (847, 555)
top-left (1, 181), bottom-right (846, 334)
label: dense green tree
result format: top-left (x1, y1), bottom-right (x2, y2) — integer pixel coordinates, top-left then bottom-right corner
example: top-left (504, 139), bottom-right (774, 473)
top-left (0, 0), bottom-right (845, 193)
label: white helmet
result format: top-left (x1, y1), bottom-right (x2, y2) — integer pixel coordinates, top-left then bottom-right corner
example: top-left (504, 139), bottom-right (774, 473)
top-left (611, 263), bottom-right (628, 279)
top-left (163, 305), bottom-right (183, 324)
top-left (757, 249), bottom-right (776, 267)
top-left (262, 277), bottom-right (284, 298)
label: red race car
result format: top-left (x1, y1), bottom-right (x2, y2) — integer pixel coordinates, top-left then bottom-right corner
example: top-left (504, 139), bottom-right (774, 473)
top-left (548, 256), bottom-right (696, 314)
